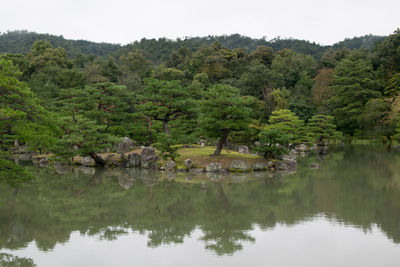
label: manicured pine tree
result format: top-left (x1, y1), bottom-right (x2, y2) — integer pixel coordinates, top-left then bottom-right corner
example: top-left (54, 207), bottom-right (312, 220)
top-left (199, 84), bottom-right (253, 155)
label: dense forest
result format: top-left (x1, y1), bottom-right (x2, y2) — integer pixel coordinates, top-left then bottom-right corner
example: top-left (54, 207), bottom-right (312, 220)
top-left (1, 29), bottom-right (399, 185)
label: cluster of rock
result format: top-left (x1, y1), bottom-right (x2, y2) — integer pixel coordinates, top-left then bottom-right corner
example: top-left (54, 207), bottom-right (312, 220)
top-left (12, 137), bottom-right (311, 173)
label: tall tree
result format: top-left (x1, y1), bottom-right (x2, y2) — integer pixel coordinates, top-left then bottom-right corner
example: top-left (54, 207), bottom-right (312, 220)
top-left (135, 78), bottom-right (195, 136)
top-left (199, 84), bottom-right (253, 155)
top-left (329, 58), bottom-right (382, 136)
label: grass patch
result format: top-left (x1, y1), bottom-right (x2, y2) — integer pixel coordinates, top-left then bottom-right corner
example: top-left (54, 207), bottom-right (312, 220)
top-left (175, 146), bottom-right (265, 168)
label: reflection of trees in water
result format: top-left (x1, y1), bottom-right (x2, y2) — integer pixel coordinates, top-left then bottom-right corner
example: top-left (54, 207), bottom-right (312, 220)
top-left (0, 253), bottom-right (36, 267)
top-left (1, 146), bottom-right (400, 255)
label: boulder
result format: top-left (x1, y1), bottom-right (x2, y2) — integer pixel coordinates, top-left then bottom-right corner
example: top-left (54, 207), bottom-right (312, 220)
top-left (184, 159), bottom-right (192, 169)
top-left (122, 153), bottom-right (141, 168)
top-left (140, 147), bottom-right (158, 169)
top-left (295, 143), bottom-right (307, 152)
top-left (166, 161), bottom-right (176, 170)
top-left (252, 162), bottom-right (267, 171)
top-left (205, 162), bottom-right (223, 172)
top-left (228, 160), bottom-right (249, 172)
top-left (38, 158), bottom-right (49, 167)
top-left (275, 159), bottom-right (297, 171)
top-left (115, 137), bottom-right (135, 154)
top-left (79, 156), bottom-right (96, 167)
top-left (238, 145), bottom-right (249, 154)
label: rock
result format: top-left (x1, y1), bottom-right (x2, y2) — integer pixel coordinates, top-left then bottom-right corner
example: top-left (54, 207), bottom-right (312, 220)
top-left (206, 162), bottom-right (223, 172)
top-left (228, 160), bottom-right (249, 172)
top-left (159, 166), bottom-right (166, 171)
top-left (252, 162), bottom-right (267, 171)
top-left (201, 142), bottom-right (205, 148)
top-left (238, 145), bottom-right (249, 154)
top-left (189, 168), bottom-right (205, 174)
top-left (275, 159), bottom-right (297, 171)
top-left (166, 161), bottom-right (176, 170)
top-left (184, 159), bottom-right (192, 169)
top-left (296, 143), bottom-right (308, 152)
top-left (267, 161), bottom-right (274, 168)
top-left (79, 156), bottom-right (96, 167)
top-left (38, 158), bottom-right (49, 166)
top-left (310, 163), bottom-right (319, 169)
top-left (141, 147), bottom-right (158, 169)
top-left (177, 167), bottom-right (187, 172)
top-left (122, 153), bottom-right (141, 168)
top-left (115, 137), bottom-right (135, 154)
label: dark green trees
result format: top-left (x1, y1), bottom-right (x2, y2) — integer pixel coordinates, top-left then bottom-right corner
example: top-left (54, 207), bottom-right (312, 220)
top-left (136, 78), bottom-right (195, 136)
top-left (329, 58), bottom-right (381, 136)
top-left (199, 84), bottom-right (253, 155)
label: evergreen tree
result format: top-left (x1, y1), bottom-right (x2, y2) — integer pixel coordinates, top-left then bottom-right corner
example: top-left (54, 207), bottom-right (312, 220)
top-left (329, 58), bottom-right (381, 136)
top-left (199, 84), bottom-right (253, 155)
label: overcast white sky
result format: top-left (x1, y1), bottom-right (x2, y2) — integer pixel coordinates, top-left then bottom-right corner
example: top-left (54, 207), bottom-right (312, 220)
top-left (0, 0), bottom-right (399, 45)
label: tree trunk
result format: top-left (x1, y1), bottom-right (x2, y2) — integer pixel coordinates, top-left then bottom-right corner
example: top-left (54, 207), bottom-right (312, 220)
top-left (387, 135), bottom-right (392, 145)
top-left (89, 151), bottom-right (107, 167)
top-left (213, 129), bottom-right (229, 156)
top-left (163, 117), bottom-right (170, 135)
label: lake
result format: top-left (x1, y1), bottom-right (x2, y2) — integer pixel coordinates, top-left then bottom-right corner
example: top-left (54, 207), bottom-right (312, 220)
top-left (1, 146), bottom-right (400, 266)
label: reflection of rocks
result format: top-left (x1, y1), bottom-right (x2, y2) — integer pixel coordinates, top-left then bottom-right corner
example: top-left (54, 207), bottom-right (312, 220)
top-left (76, 166), bottom-right (96, 175)
top-left (230, 174), bottom-right (249, 183)
top-left (229, 160), bottom-right (249, 172)
top-left (205, 172), bottom-right (224, 181)
top-left (54, 162), bottom-right (71, 174)
top-left (310, 163), bottom-right (319, 169)
top-left (206, 162), bottom-right (223, 172)
top-left (118, 176), bottom-right (136, 189)
top-left (166, 161), bottom-right (176, 170)
top-left (189, 168), bottom-right (205, 174)
top-left (122, 153), bottom-right (141, 168)
top-left (79, 157), bottom-right (96, 167)
top-left (165, 170), bottom-right (176, 180)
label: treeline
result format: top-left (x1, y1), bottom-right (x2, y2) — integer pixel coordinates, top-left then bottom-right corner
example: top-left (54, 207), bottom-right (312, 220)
top-left (0, 30), bottom-right (385, 61)
top-left (0, 29), bottom-right (399, 184)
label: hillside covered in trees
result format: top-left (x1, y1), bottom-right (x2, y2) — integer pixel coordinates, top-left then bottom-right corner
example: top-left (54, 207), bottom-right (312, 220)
top-left (0, 28), bottom-right (399, 185)
top-left (0, 30), bottom-right (385, 61)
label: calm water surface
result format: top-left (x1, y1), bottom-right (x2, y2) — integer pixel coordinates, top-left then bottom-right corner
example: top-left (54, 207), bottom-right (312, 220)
top-left (1, 146), bottom-right (400, 266)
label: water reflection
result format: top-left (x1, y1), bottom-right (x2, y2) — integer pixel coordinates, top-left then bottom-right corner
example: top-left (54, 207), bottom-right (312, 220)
top-left (0, 146), bottom-right (400, 259)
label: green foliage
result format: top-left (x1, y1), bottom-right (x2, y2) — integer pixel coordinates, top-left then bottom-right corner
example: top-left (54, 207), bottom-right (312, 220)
top-left (329, 58), bottom-right (382, 136)
top-left (136, 78), bottom-right (196, 136)
top-left (266, 109), bottom-right (309, 145)
top-left (199, 84), bottom-right (253, 154)
top-left (52, 115), bottom-right (116, 159)
top-left (306, 115), bottom-right (343, 144)
top-left (257, 127), bottom-right (290, 158)
top-left (154, 133), bottom-right (180, 161)
top-left (0, 159), bottom-right (34, 187)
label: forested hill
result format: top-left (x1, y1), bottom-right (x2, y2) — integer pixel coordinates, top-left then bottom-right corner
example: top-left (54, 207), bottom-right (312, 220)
top-left (0, 31), bottom-right (385, 62)
top-left (0, 30), bottom-right (121, 57)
